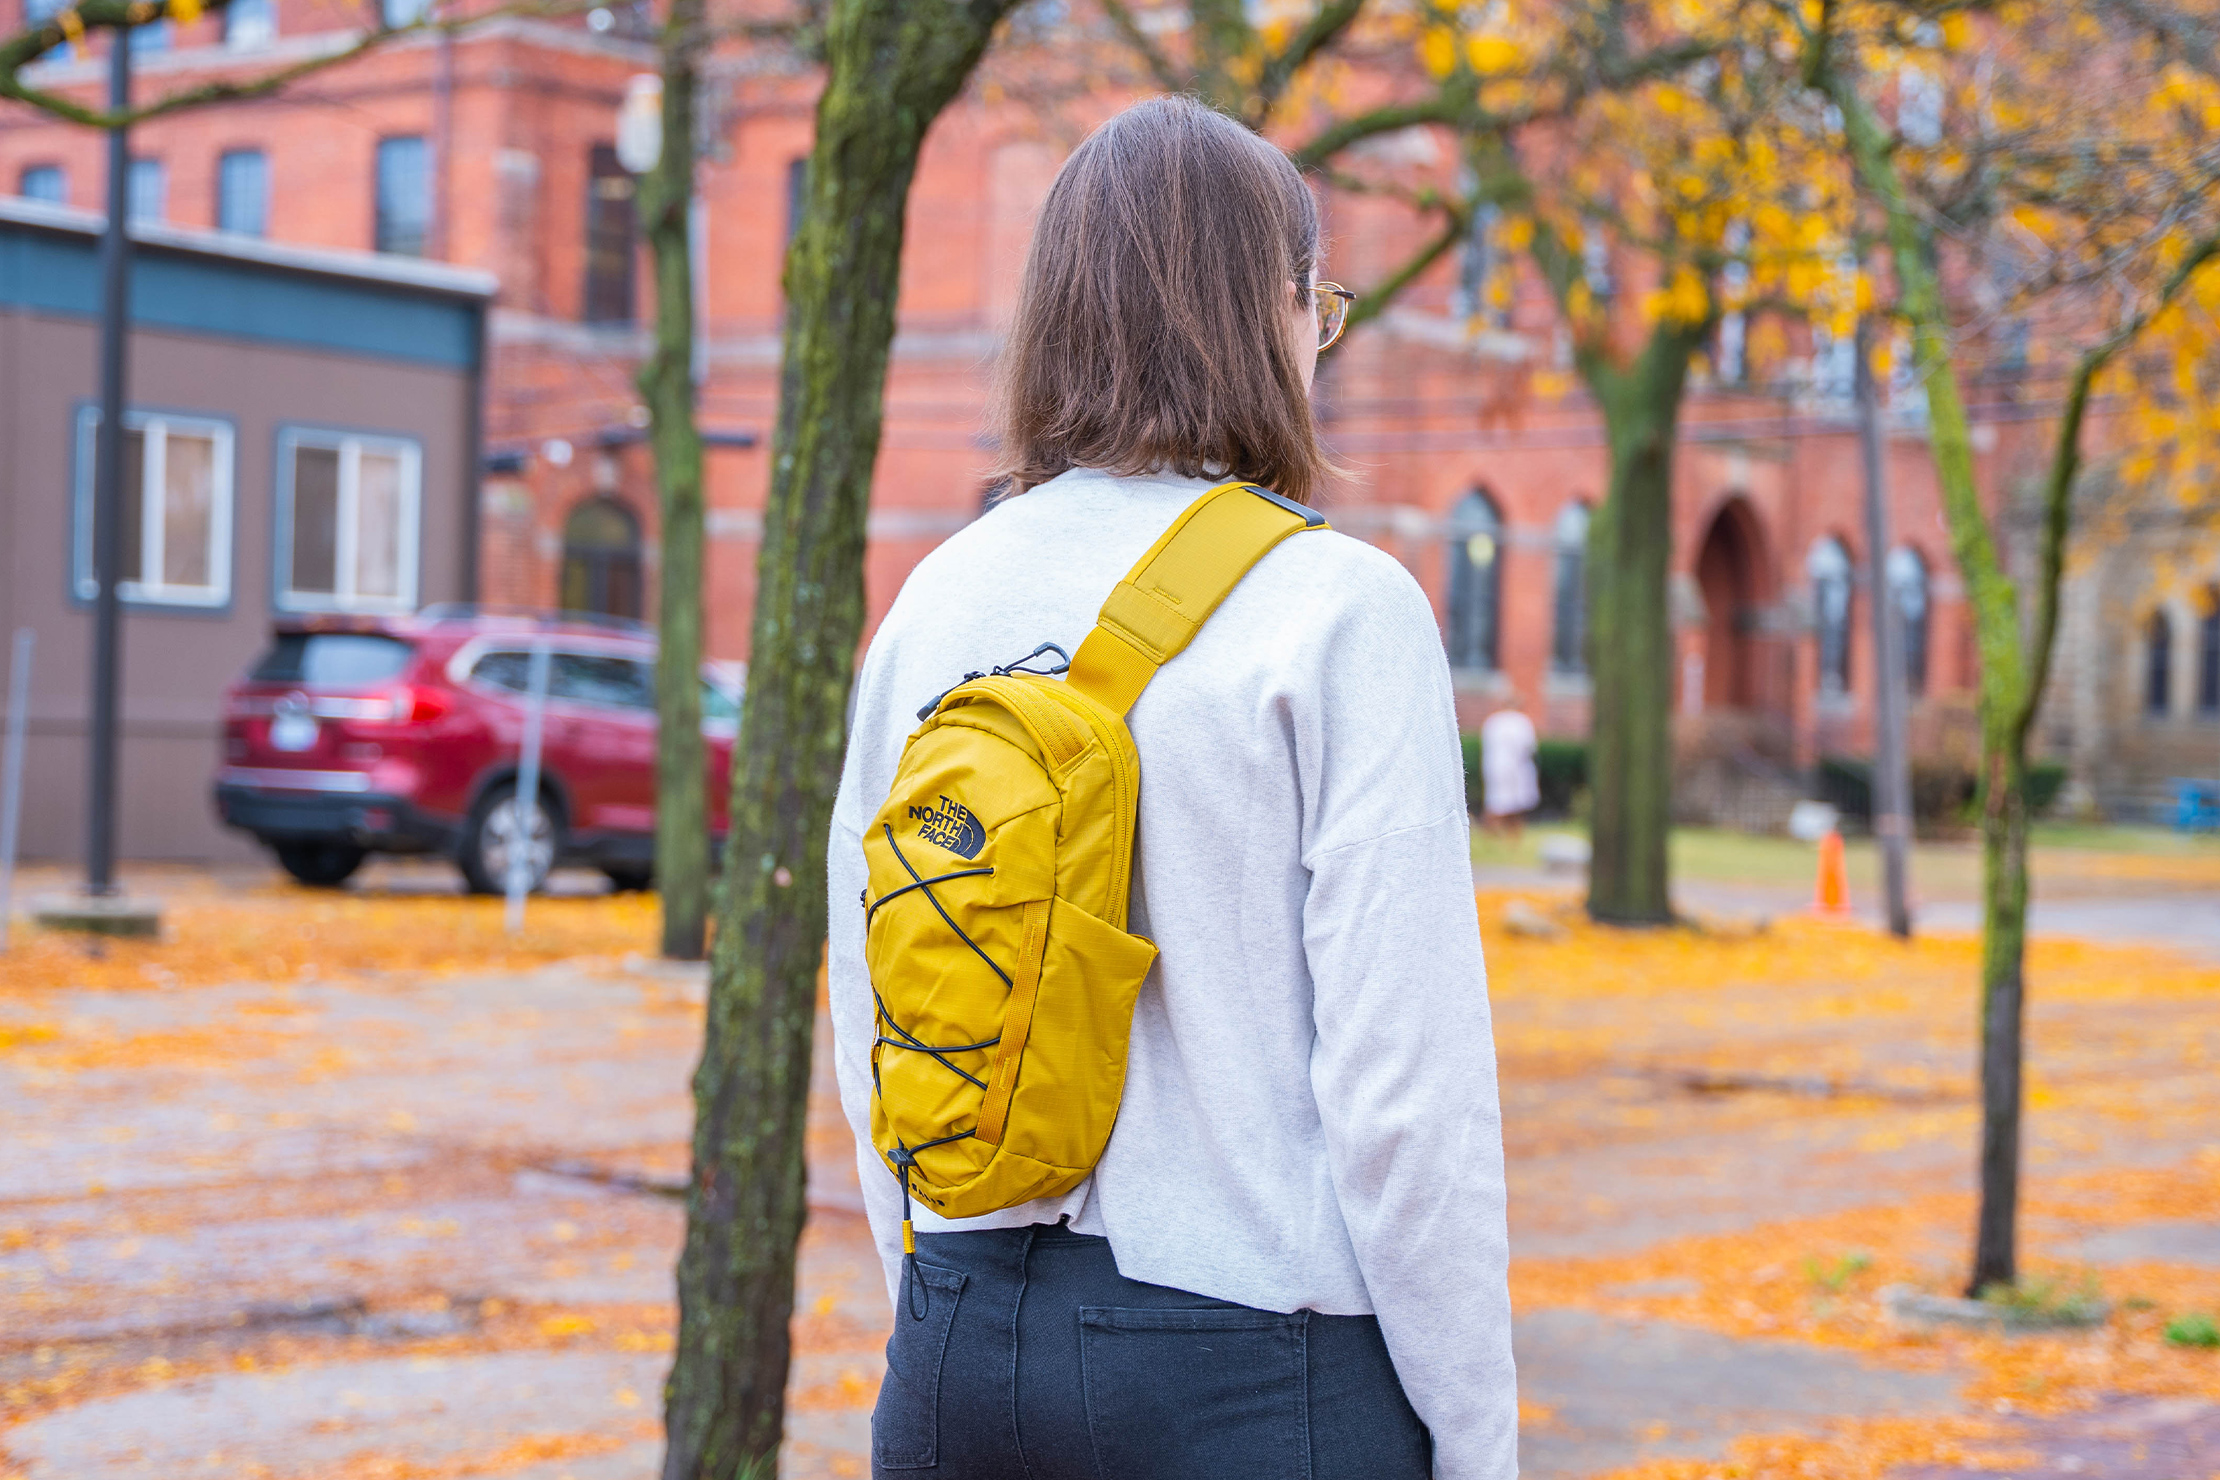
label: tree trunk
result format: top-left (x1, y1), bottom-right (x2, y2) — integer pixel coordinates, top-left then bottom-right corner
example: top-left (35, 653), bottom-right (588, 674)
top-left (659, 1), bottom-right (1015, 1473)
top-left (1907, 288), bottom-right (2038, 1297)
top-left (639, 0), bottom-right (709, 962)
top-left (1584, 324), bottom-right (1701, 926)
top-left (1814, 26), bottom-right (2220, 1300)
top-left (1819, 50), bottom-right (2034, 1295)
top-left (1971, 740), bottom-right (2030, 1292)
top-left (1898, 220), bottom-right (2036, 1299)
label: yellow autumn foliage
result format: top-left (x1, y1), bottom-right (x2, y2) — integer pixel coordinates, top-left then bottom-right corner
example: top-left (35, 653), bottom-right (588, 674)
top-left (1465, 33), bottom-right (1521, 74)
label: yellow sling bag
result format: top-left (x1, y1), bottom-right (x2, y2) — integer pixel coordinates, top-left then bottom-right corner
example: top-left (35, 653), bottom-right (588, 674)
top-left (861, 480), bottom-right (1327, 1290)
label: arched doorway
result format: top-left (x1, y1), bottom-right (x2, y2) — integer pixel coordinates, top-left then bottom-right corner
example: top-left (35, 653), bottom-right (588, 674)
top-left (1694, 498), bottom-right (1766, 709)
top-left (559, 496), bottom-right (643, 620)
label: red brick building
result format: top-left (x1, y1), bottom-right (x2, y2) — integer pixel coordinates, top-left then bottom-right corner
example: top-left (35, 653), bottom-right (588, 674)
top-left (9, 9), bottom-right (2144, 823)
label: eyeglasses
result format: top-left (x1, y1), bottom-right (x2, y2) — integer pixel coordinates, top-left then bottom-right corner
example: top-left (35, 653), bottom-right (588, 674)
top-left (1312, 281), bottom-right (1355, 351)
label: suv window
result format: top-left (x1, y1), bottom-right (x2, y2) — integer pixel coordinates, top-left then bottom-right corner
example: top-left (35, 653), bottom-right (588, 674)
top-left (469, 648), bottom-right (537, 694)
top-left (468, 646), bottom-right (705, 716)
top-left (553, 652), bottom-right (656, 710)
top-left (251, 633), bottom-right (414, 686)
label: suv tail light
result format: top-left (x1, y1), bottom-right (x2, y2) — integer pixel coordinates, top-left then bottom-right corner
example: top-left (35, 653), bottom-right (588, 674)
top-left (224, 686), bottom-right (447, 726)
top-left (395, 685), bottom-right (451, 724)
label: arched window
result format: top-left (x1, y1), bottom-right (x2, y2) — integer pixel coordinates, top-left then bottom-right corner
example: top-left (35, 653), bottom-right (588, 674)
top-left (2146, 608), bottom-right (2173, 716)
top-left (1446, 489), bottom-right (1503, 672)
top-left (559, 496), bottom-right (643, 619)
top-left (2199, 587), bottom-right (2220, 716)
top-left (1887, 546), bottom-right (1930, 696)
top-left (1808, 536), bottom-right (1854, 695)
top-left (1550, 501), bottom-right (1589, 675)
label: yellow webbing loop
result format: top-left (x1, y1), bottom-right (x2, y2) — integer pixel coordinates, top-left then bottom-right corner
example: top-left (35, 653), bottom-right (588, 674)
top-left (1066, 481), bottom-right (1327, 715)
top-left (975, 897), bottom-right (1051, 1147)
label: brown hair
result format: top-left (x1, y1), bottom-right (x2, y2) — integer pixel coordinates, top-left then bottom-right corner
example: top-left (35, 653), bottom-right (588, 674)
top-left (989, 95), bottom-right (1331, 505)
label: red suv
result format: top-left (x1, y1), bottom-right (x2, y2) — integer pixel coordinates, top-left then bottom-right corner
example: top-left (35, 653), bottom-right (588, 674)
top-left (214, 608), bottom-right (743, 892)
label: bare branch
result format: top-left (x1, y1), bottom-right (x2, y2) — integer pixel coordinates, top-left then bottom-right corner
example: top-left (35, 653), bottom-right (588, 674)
top-left (1342, 188), bottom-right (1472, 335)
top-left (1291, 24), bottom-right (1723, 171)
top-left (119, 26), bottom-right (404, 123)
top-left (0, 0), bottom-right (612, 129)
top-left (1252, 0), bottom-right (1363, 123)
top-left (2093, 0), bottom-right (2220, 84)
top-left (2019, 223), bottom-right (2220, 739)
top-left (1292, 91), bottom-right (1490, 170)
top-left (1098, 0), bottom-right (1186, 94)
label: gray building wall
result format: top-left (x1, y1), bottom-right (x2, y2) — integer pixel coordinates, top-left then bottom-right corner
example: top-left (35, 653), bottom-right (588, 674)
top-left (2042, 488), bottom-right (2220, 822)
top-left (1, 202), bottom-right (491, 862)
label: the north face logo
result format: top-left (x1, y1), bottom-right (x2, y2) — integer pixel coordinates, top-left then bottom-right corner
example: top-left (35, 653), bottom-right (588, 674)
top-left (909, 795), bottom-right (985, 859)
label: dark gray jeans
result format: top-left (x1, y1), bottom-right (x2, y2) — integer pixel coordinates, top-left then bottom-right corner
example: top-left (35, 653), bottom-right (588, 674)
top-left (872, 1222), bottom-right (1432, 1479)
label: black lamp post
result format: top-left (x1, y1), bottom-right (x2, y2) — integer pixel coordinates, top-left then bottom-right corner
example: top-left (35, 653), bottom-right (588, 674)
top-left (85, 28), bottom-right (132, 897)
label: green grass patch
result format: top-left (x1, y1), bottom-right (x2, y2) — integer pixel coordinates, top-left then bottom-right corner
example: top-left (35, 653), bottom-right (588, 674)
top-left (1803, 1250), bottom-right (1873, 1293)
top-left (2029, 822), bottom-right (2220, 856)
top-left (2165, 1312), bottom-right (2220, 1348)
top-left (1976, 1273), bottom-right (2107, 1326)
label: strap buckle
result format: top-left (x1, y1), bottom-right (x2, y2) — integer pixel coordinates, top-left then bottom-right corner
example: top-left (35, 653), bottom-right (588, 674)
top-left (1241, 483), bottom-right (1327, 528)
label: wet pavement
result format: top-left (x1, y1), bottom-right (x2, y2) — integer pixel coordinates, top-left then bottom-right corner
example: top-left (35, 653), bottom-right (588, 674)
top-left (3, 857), bottom-right (2217, 1479)
top-left (0, 947), bottom-right (886, 1480)
top-left (1515, 1309), bottom-right (1964, 1477)
top-left (1898, 1395), bottom-right (2220, 1480)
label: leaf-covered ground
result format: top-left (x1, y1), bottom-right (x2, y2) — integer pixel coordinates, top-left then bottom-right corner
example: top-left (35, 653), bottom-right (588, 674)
top-left (0, 846), bottom-right (2214, 1479)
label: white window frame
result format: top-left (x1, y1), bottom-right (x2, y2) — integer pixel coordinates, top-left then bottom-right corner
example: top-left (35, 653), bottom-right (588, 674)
top-left (72, 406), bottom-right (235, 610)
top-left (275, 427), bottom-right (424, 615)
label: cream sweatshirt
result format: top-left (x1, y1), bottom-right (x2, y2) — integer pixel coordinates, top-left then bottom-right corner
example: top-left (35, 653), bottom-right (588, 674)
top-left (826, 467), bottom-right (1516, 1480)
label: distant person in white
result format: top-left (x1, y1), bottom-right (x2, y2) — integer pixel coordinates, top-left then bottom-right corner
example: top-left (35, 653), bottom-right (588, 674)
top-left (1480, 699), bottom-right (1539, 841)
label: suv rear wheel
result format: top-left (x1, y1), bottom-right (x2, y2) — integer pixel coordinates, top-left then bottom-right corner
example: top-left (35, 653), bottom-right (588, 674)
top-left (273, 840), bottom-right (367, 888)
top-left (458, 782), bottom-right (559, 895)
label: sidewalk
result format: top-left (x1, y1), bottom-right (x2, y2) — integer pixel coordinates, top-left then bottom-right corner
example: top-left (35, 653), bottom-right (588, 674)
top-left (2, 863), bottom-right (2216, 1478)
top-left (1479, 824), bottom-right (2220, 959)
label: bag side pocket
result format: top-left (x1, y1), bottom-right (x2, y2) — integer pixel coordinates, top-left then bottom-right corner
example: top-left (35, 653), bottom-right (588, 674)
top-left (1079, 1305), bottom-right (1309, 1480)
top-left (871, 1262), bottom-right (968, 1470)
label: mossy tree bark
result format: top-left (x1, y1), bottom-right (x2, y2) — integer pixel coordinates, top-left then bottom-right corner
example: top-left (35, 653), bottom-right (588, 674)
top-left (1813, 34), bottom-right (2220, 1296)
top-left (1824, 63), bottom-right (2040, 1297)
top-left (1582, 323), bottom-right (1707, 924)
top-left (658, 0), bottom-right (1016, 1473)
top-left (1514, 190), bottom-right (1712, 926)
top-left (638, 0), bottom-right (710, 962)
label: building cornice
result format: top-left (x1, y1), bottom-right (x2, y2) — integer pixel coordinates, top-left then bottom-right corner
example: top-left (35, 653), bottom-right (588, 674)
top-left (491, 309), bottom-right (1001, 366)
top-left (15, 17), bottom-right (652, 94)
top-left (19, 27), bottom-right (361, 89)
top-left (0, 195), bottom-right (497, 299)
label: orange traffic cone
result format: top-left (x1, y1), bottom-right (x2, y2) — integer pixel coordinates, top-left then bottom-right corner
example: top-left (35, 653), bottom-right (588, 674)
top-left (1812, 828), bottom-right (1852, 916)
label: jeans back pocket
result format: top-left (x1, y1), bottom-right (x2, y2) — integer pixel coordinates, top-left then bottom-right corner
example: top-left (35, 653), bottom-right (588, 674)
top-left (1079, 1305), bottom-right (1309, 1480)
top-left (872, 1261), bottom-right (968, 1471)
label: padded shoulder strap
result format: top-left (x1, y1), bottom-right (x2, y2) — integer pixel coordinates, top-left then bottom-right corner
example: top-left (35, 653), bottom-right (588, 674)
top-left (1066, 480), bottom-right (1328, 716)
